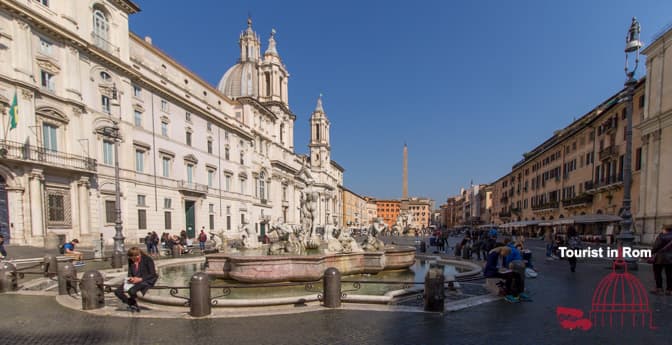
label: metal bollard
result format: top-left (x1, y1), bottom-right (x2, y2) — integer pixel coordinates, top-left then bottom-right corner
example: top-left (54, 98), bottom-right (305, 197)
top-left (420, 241), bottom-right (427, 253)
top-left (323, 267), bottom-right (341, 308)
top-left (44, 254), bottom-right (58, 277)
top-left (58, 261), bottom-right (77, 295)
top-left (189, 272), bottom-right (211, 317)
top-left (424, 264), bottom-right (445, 312)
top-left (111, 252), bottom-right (123, 269)
top-left (172, 246), bottom-right (180, 257)
top-left (80, 270), bottom-right (105, 310)
top-left (0, 262), bottom-right (18, 293)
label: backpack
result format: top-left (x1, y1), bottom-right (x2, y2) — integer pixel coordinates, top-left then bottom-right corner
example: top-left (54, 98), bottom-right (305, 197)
top-left (59, 244), bottom-right (66, 254)
top-left (199, 232), bottom-right (207, 242)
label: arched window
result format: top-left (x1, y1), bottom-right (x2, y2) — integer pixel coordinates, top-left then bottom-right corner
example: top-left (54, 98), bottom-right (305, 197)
top-left (93, 8), bottom-right (110, 50)
top-left (259, 171), bottom-right (266, 201)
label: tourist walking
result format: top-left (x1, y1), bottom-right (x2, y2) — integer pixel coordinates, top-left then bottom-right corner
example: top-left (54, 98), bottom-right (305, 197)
top-left (544, 228), bottom-right (555, 260)
top-left (566, 226), bottom-right (581, 272)
top-left (650, 224), bottom-right (672, 296)
top-left (198, 228), bottom-right (208, 252)
top-left (114, 247), bottom-right (157, 313)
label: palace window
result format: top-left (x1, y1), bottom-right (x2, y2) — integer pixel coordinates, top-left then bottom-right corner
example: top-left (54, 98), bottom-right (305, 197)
top-left (134, 110), bottom-right (142, 127)
top-left (186, 164), bottom-right (194, 183)
top-left (105, 200), bottom-right (115, 223)
top-left (138, 210), bottom-right (147, 230)
top-left (133, 85), bottom-right (142, 97)
top-left (164, 211), bottom-right (172, 229)
top-left (46, 188), bottom-right (71, 226)
top-left (207, 169), bottom-right (214, 188)
top-left (92, 9), bottom-right (110, 50)
top-left (101, 95), bottom-right (111, 114)
top-left (161, 121), bottom-right (168, 136)
top-left (103, 140), bottom-right (114, 165)
top-left (42, 123), bottom-right (58, 152)
top-left (40, 70), bottom-right (55, 91)
top-left (162, 157), bottom-right (171, 177)
top-left (135, 149), bottom-right (144, 172)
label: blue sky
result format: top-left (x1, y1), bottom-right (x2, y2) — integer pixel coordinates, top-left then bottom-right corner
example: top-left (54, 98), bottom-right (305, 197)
top-left (130, 0), bottom-right (672, 206)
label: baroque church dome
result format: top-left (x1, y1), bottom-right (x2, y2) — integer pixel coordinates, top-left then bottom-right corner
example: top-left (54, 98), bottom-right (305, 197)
top-left (217, 18), bottom-right (262, 99)
top-left (217, 62), bottom-right (259, 98)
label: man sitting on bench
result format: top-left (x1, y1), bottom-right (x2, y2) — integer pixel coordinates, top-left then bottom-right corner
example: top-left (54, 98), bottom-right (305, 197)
top-left (114, 247), bottom-right (157, 313)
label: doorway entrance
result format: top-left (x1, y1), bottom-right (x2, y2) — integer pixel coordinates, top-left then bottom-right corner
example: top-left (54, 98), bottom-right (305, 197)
top-left (0, 176), bottom-right (9, 243)
top-left (185, 200), bottom-right (195, 239)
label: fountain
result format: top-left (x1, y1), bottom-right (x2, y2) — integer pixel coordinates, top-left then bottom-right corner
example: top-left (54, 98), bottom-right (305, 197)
top-left (205, 189), bottom-right (416, 283)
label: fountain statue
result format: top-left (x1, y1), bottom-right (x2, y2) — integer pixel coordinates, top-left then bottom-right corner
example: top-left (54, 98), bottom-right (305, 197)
top-left (204, 160), bottom-right (416, 282)
top-left (239, 221), bottom-right (261, 249)
top-left (392, 212), bottom-right (413, 235)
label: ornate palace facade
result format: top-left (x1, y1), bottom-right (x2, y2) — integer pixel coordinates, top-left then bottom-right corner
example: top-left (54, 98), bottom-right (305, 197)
top-left (0, 0), bottom-right (343, 246)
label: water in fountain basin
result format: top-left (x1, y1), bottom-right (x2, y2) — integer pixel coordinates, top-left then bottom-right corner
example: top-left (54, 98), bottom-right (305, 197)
top-left (154, 259), bottom-right (464, 299)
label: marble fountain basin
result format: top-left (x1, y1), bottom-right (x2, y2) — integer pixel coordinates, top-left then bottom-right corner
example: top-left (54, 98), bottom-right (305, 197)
top-left (205, 246), bottom-right (416, 283)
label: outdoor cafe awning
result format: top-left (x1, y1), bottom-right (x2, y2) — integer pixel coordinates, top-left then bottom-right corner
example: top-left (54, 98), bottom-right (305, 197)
top-left (500, 220), bottom-right (542, 229)
top-left (538, 214), bottom-right (622, 227)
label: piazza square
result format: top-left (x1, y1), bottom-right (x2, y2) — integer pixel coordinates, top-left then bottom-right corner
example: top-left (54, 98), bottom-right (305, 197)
top-left (0, 1), bottom-right (672, 344)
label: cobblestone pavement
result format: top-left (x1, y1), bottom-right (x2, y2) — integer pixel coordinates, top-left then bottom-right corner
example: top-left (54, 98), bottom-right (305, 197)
top-left (1, 237), bottom-right (672, 344)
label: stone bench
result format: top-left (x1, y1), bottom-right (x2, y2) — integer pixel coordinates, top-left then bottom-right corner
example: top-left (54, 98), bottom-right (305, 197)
top-left (484, 278), bottom-right (504, 295)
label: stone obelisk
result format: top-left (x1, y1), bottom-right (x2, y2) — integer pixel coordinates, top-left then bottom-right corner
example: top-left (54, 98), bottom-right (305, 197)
top-left (401, 143), bottom-right (409, 211)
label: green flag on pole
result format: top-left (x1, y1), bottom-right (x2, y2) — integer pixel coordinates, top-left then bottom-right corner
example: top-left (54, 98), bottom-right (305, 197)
top-left (9, 91), bottom-right (18, 130)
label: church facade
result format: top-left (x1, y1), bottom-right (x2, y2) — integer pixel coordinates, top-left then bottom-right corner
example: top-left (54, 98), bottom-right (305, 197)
top-left (0, 0), bottom-right (343, 247)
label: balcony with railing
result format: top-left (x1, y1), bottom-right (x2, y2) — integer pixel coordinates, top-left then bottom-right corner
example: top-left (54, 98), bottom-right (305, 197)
top-left (599, 145), bottom-right (619, 161)
top-left (178, 181), bottom-right (208, 194)
top-left (91, 32), bottom-right (120, 57)
top-left (498, 210), bottom-right (512, 218)
top-left (532, 201), bottom-right (559, 211)
top-left (593, 174), bottom-right (623, 189)
top-left (0, 140), bottom-right (96, 172)
top-left (562, 194), bottom-right (594, 208)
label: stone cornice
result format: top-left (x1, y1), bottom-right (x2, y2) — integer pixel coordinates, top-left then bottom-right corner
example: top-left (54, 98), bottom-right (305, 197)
top-left (638, 109), bottom-right (672, 135)
top-left (261, 100), bottom-right (297, 120)
top-left (237, 96), bottom-right (278, 121)
top-left (109, 0), bottom-right (141, 14)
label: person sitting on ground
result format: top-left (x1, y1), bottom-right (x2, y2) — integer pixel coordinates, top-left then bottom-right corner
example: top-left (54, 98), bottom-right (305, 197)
top-left (0, 234), bottom-right (7, 259)
top-left (114, 247), bottom-right (157, 313)
top-left (63, 239), bottom-right (84, 263)
top-left (483, 246), bottom-right (530, 303)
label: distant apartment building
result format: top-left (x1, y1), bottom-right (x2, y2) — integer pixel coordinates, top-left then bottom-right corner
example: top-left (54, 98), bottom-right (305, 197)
top-left (441, 195), bottom-right (464, 228)
top-left (408, 197), bottom-right (432, 229)
top-left (376, 199), bottom-right (400, 228)
top-left (342, 187), bottom-right (367, 229)
top-left (491, 81), bottom-right (645, 236)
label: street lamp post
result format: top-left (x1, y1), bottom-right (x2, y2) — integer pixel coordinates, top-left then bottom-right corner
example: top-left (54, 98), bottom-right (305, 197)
top-left (102, 124), bottom-right (125, 268)
top-left (618, 17), bottom-right (642, 269)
